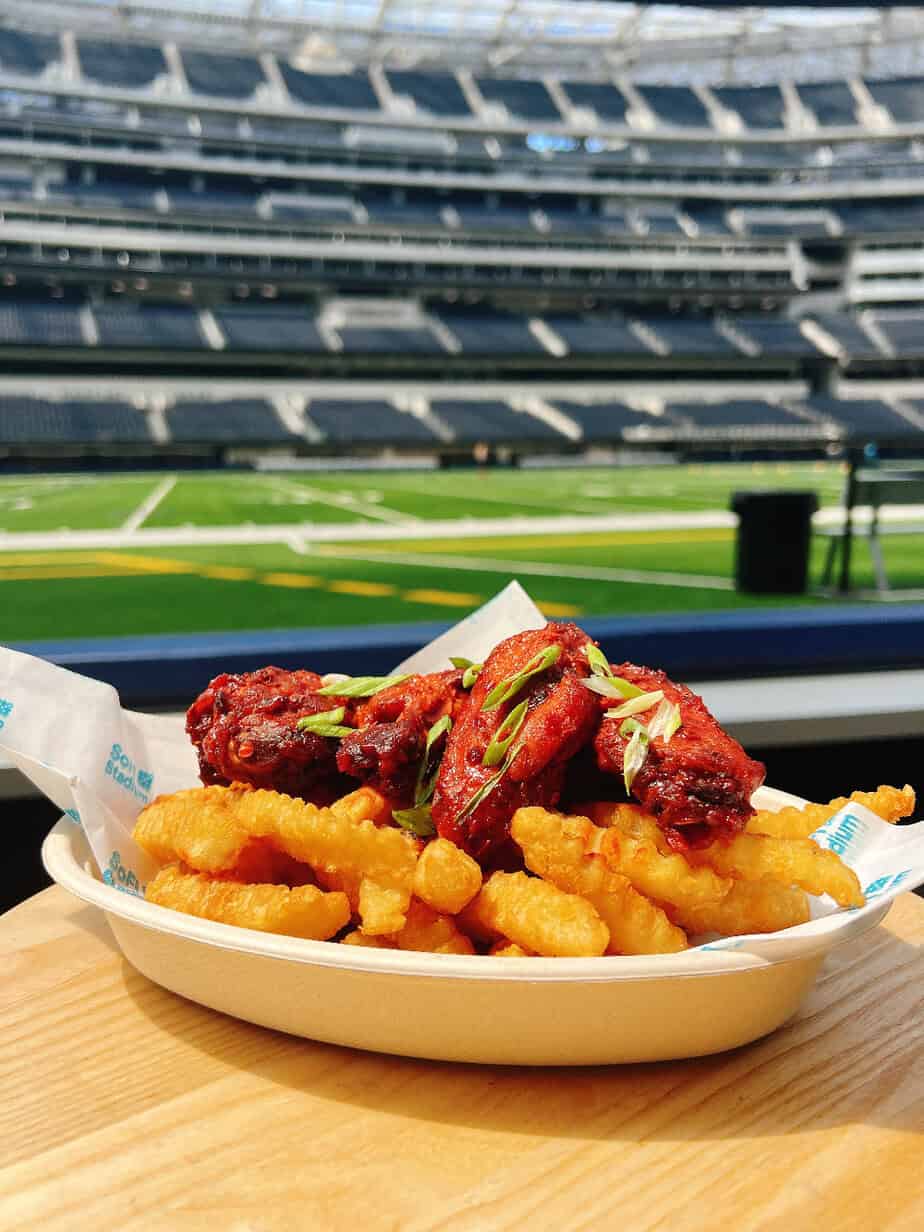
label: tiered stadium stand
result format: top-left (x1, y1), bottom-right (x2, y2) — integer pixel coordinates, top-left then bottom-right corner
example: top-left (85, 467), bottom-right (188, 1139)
top-left (643, 318), bottom-right (742, 356)
top-left (714, 85), bottom-right (787, 129)
top-left (733, 319), bottom-right (818, 356)
top-left (181, 50), bottom-right (265, 100)
top-left (77, 39), bottom-right (167, 88)
top-left (429, 399), bottom-right (561, 442)
top-left (666, 399), bottom-right (809, 431)
top-left (278, 64), bottom-right (379, 111)
top-left (543, 315), bottom-right (655, 357)
top-left (636, 85), bottom-right (711, 128)
top-left (864, 76), bottom-right (924, 123)
top-left (870, 312), bottom-right (924, 358)
top-left (93, 305), bottom-right (207, 350)
top-left (546, 400), bottom-right (659, 440)
top-left (336, 325), bottom-right (446, 355)
top-left (212, 306), bottom-right (326, 352)
top-left (474, 76), bottom-right (561, 122)
top-left (0, 303), bottom-right (85, 347)
top-left (0, 396), bottom-right (150, 442)
top-left (560, 80), bottom-right (628, 122)
top-left (386, 70), bottom-right (471, 117)
top-left (361, 192), bottom-right (446, 227)
top-left (805, 395), bottom-right (919, 440)
top-left (812, 314), bottom-right (885, 360)
top-left (0, 27), bottom-right (59, 74)
top-left (436, 312), bottom-right (546, 355)
top-left (166, 399), bottom-right (298, 444)
top-left (795, 80), bottom-right (859, 127)
top-left (305, 399), bottom-right (438, 444)
top-left (166, 186), bottom-right (258, 216)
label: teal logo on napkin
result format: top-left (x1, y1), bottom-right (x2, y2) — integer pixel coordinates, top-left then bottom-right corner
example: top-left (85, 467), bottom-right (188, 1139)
top-left (0, 697), bottom-right (13, 731)
top-left (104, 743), bottom-right (154, 803)
top-left (102, 850), bottom-right (144, 896)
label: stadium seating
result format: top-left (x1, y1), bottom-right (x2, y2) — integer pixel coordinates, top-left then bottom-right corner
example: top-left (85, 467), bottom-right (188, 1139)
top-left (805, 395), bottom-right (922, 440)
top-left (436, 312), bottom-right (547, 355)
top-left (732, 319), bottom-right (818, 357)
top-left (869, 312), bottom-right (924, 358)
top-left (546, 400), bottom-right (659, 440)
top-left (795, 80), bottom-right (859, 127)
top-left (78, 39), bottom-right (167, 88)
top-left (166, 399), bottom-right (298, 444)
top-left (47, 180), bottom-right (159, 211)
top-left (642, 318), bottom-right (742, 356)
top-left (835, 199), bottom-right (924, 232)
top-left (0, 396), bottom-right (149, 442)
top-left (0, 27), bottom-right (59, 75)
top-left (430, 400), bottom-right (562, 443)
top-left (269, 196), bottom-right (356, 224)
top-left (361, 193), bottom-right (447, 227)
top-left (93, 305), bottom-right (208, 349)
top-left (305, 399), bottom-right (438, 444)
top-left (864, 76), bottom-right (924, 124)
top-left (0, 303), bottom-right (85, 347)
top-left (714, 85), bottom-right (787, 129)
top-left (181, 50), bottom-right (265, 99)
top-left (542, 315), bottom-right (655, 357)
top-left (474, 76), bottom-right (561, 122)
top-left (811, 314), bottom-right (885, 360)
top-left (278, 64), bottom-right (379, 111)
top-left (635, 85), bottom-right (711, 128)
top-left (336, 326), bottom-right (446, 355)
top-left (667, 400), bottom-right (808, 430)
top-left (212, 306), bottom-right (326, 352)
top-left (386, 70), bottom-right (471, 117)
top-left (451, 200), bottom-right (536, 232)
top-left (166, 187), bottom-right (257, 217)
top-left (560, 81), bottom-right (628, 122)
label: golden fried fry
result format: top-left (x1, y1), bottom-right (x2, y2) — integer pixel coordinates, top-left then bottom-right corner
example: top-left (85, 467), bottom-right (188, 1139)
top-left (459, 871), bottom-right (609, 958)
top-left (133, 783), bottom-right (421, 933)
top-left (223, 842), bottom-right (316, 886)
top-left (488, 941), bottom-right (535, 957)
top-left (146, 863), bottom-right (350, 939)
top-left (387, 899), bottom-right (475, 955)
top-left (672, 879), bottom-right (810, 936)
top-left (692, 832), bottom-right (864, 909)
top-left (358, 879), bottom-right (408, 936)
top-left (747, 784), bottom-right (916, 839)
top-left (412, 837), bottom-right (482, 915)
top-left (341, 929), bottom-right (396, 949)
top-left (587, 802), bottom-right (733, 914)
top-left (330, 786), bottom-right (392, 827)
top-left (511, 808), bottom-right (686, 955)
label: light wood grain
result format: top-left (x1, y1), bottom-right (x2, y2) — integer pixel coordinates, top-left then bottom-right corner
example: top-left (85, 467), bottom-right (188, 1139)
top-left (0, 886), bottom-right (922, 1232)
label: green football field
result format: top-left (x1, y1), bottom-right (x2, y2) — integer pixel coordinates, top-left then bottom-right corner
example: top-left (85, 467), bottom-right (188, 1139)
top-left (1, 462), bottom-right (921, 642)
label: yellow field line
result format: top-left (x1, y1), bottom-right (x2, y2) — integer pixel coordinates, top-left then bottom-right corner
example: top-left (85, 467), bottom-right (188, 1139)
top-left (402, 587), bottom-right (483, 608)
top-left (259, 572), bottom-right (325, 589)
top-left (328, 579), bottom-right (396, 598)
top-left (330, 528), bottom-right (734, 555)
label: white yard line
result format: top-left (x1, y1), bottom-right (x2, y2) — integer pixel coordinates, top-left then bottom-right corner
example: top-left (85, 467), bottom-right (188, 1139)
top-left (120, 476), bottom-right (178, 533)
top-left (250, 473), bottom-right (417, 526)
top-left (319, 546), bottom-right (736, 591)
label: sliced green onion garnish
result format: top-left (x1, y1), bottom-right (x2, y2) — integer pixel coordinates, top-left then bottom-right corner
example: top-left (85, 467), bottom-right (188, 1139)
top-left (482, 699), bottom-right (528, 767)
top-left (619, 718), bottom-right (650, 793)
top-left (462, 664), bottom-right (482, 689)
top-left (296, 707), bottom-right (355, 739)
top-left (392, 804), bottom-right (437, 838)
top-left (582, 675), bottom-right (645, 701)
top-left (647, 698), bottom-right (682, 744)
top-left (455, 760), bottom-right (510, 824)
top-left (604, 690), bottom-right (664, 721)
top-left (481, 644), bottom-right (561, 712)
top-left (317, 674), bottom-right (412, 698)
top-left (413, 714), bottom-right (452, 805)
top-left (449, 656), bottom-right (474, 669)
top-left (585, 643), bottom-right (613, 679)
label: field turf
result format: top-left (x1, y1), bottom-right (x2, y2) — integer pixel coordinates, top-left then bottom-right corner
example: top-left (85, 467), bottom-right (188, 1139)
top-left (1, 463), bottom-right (921, 642)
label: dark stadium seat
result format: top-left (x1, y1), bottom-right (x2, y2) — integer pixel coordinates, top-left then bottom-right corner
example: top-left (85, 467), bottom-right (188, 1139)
top-left (870, 312), bottom-right (924, 358)
top-left (269, 197), bottom-right (356, 223)
top-left (732, 319), bottom-right (818, 356)
top-left (452, 201), bottom-right (536, 232)
top-left (212, 306), bottom-right (326, 352)
top-left (181, 50), bottom-right (265, 99)
top-left (246, 119), bottom-right (344, 149)
top-left (0, 396), bottom-right (149, 442)
top-left (560, 81), bottom-right (628, 122)
top-left (542, 315), bottom-right (655, 356)
top-left (806, 395), bottom-right (921, 440)
top-left (78, 39), bottom-right (167, 88)
top-left (683, 203), bottom-right (733, 236)
top-left (93, 305), bottom-right (207, 349)
top-left (0, 175), bottom-right (33, 201)
top-left (197, 113), bottom-right (244, 140)
top-left (386, 69), bottom-right (471, 117)
top-left (642, 318), bottom-right (742, 356)
top-left (548, 400), bottom-right (659, 440)
top-left (429, 400), bottom-right (562, 442)
top-left (306, 399), bottom-right (438, 444)
top-left (47, 180), bottom-right (159, 211)
top-left (643, 143), bottom-right (726, 167)
top-left (540, 209), bottom-right (609, 236)
top-left (633, 208), bottom-right (686, 237)
top-left (0, 303), bottom-right (85, 347)
top-left (795, 80), bottom-right (859, 127)
top-left (713, 85), bottom-right (787, 129)
top-left (811, 314), bottom-right (885, 360)
top-left (361, 194), bottom-right (447, 227)
top-left (167, 187), bottom-right (257, 216)
top-left (865, 76), bottom-right (924, 124)
top-left (336, 326), bottom-right (446, 355)
top-left (667, 400), bottom-right (807, 430)
top-left (166, 399), bottom-right (298, 444)
top-left (436, 312), bottom-right (547, 355)
top-left (474, 76), bottom-right (561, 122)
top-left (636, 85), bottom-right (711, 128)
top-left (0, 27), bottom-right (59, 75)
top-left (278, 63), bottom-right (379, 111)
top-left (835, 198), bottom-right (924, 232)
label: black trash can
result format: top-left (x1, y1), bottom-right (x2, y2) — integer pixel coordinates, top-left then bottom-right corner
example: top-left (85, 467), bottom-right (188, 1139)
top-left (731, 490), bottom-right (819, 594)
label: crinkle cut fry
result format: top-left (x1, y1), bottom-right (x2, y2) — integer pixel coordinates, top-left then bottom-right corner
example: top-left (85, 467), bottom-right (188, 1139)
top-left (673, 879), bottom-right (810, 937)
top-left (388, 899), bottom-right (475, 955)
top-left (747, 784), bottom-right (916, 839)
top-left (459, 871), bottom-right (609, 958)
top-left (586, 802), bottom-right (733, 912)
top-left (511, 808), bottom-right (686, 955)
top-left (692, 832), bottom-right (865, 909)
top-left (146, 864), bottom-right (351, 939)
top-left (133, 783), bottom-right (421, 932)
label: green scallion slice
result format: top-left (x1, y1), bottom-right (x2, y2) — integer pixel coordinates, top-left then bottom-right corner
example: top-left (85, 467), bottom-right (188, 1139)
top-left (604, 690), bottom-right (664, 721)
top-left (481, 644), bottom-right (561, 711)
top-left (647, 698), bottom-right (682, 744)
top-left (317, 674), bottom-right (412, 698)
top-left (482, 699), bottom-right (528, 767)
top-left (582, 675), bottom-right (645, 701)
top-left (296, 707), bottom-right (355, 739)
top-left (585, 643), bottom-right (613, 679)
top-left (462, 664), bottom-right (482, 688)
top-left (413, 714), bottom-right (452, 805)
top-left (619, 718), bottom-right (650, 793)
top-left (392, 804), bottom-right (437, 838)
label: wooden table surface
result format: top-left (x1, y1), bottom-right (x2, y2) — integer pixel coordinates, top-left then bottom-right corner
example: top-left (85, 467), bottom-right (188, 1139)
top-left (1, 886), bottom-right (922, 1232)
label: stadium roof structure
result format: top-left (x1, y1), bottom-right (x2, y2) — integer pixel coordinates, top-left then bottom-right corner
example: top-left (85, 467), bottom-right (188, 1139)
top-left (3, 2), bottom-right (923, 79)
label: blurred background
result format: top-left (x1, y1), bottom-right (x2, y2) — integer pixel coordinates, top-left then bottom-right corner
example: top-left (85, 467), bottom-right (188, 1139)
top-left (1, 0), bottom-right (922, 907)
